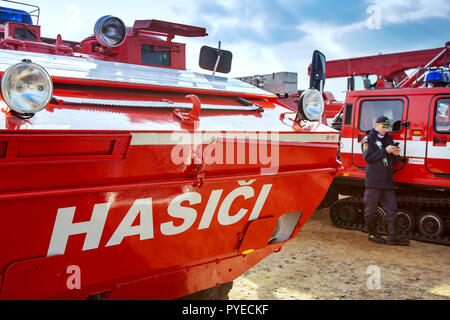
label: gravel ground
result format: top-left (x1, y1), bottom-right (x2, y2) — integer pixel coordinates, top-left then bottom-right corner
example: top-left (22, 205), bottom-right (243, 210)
top-left (229, 208), bottom-right (450, 300)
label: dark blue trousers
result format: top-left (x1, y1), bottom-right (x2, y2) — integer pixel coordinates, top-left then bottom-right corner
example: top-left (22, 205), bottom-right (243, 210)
top-left (363, 188), bottom-right (397, 222)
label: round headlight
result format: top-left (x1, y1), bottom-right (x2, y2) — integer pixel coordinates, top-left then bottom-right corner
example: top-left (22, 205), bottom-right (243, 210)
top-left (94, 15), bottom-right (126, 48)
top-left (298, 88), bottom-right (324, 121)
top-left (1, 60), bottom-right (53, 114)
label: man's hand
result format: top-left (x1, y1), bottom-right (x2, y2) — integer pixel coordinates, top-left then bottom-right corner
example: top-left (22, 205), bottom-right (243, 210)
top-left (386, 145), bottom-right (400, 155)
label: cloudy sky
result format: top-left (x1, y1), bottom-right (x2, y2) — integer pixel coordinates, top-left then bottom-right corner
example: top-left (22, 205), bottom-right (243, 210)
top-left (23, 0), bottom-right (450, 100)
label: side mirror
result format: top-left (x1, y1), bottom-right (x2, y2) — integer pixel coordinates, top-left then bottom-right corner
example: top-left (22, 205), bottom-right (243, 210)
top-left (347, 77), bottom-right (355, 91)
top-left (199, 44), bottom-right (232, 74)
top-left (392, 120), bottom-right (402, 132)
top-left (309, 50), bottom-right (326, 92)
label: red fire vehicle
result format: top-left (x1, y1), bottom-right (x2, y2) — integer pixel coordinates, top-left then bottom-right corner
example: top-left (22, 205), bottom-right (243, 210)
top-left (320, 43), bottom-right (450, 245)
top-left (0, 2), bottom-right (340, 299)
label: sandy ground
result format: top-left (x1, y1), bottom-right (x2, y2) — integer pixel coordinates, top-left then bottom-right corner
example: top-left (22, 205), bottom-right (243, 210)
top-left (229, 208), bottom-right (450, 300)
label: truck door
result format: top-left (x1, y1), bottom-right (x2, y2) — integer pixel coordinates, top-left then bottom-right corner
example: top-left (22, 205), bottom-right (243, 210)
top-left (426, 96), bottom-right (450, 175)
top-left (352, 97), bottom-right (408, 168)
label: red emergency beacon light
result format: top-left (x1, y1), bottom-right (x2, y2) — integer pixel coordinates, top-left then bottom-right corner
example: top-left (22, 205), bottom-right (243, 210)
top-left (0, 2), bottom-right (340, 299)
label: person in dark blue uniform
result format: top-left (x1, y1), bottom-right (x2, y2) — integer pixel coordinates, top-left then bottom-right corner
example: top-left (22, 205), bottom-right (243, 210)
top-left (361, 116), bottom-right (410, 246)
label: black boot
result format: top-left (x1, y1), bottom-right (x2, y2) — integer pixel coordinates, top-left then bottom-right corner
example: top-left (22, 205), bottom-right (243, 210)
top-left (367, 219), bottom-right (386, 244)
top-left (387, 220), bottom-right (410, 246)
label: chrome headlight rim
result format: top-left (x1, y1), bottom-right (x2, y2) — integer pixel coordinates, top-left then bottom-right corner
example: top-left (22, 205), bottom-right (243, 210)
top-left (94, 15), bottom-right (127, 48)
top-left (298, 88), bottom-right (324, 121)
top-left (1, 60), bottom-right (53, 115)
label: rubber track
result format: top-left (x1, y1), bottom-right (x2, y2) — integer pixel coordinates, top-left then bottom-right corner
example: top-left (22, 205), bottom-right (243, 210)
top-left (329, 196), bottom-right (450, 246)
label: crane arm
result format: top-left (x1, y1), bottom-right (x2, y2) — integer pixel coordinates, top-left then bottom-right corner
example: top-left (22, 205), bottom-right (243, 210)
top-left (309, 42), bottom-right (449, 87)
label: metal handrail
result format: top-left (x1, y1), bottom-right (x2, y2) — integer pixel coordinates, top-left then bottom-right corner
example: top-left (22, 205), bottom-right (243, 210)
top-left (397, 48), bottom-right (446, 87)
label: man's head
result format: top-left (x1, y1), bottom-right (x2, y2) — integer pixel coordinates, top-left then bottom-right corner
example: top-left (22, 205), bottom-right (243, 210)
top-left (375, 116), bottom-right (390, 135)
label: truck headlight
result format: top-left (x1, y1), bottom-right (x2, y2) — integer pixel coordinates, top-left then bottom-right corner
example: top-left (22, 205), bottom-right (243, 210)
top-left (94, 15), bottom-right (126, 48)
top-left (1, 60), bottom-right (53, 114)
top-left (297, 88), bottom-right (324, 121)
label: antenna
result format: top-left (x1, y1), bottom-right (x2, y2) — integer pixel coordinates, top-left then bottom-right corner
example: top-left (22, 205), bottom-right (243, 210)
top-left (212, 41), bottom-right (222, 77)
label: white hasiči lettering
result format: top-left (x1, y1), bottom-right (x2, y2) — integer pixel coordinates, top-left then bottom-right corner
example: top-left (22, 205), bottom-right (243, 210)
top-left (106, 198), bottom-right (154, 247)
top-left (47, 203), bottom-right (110, 256)
top-left (47, 184), bottom-right (272, 256)
top-left (160, 192), bottom-right (201, 235)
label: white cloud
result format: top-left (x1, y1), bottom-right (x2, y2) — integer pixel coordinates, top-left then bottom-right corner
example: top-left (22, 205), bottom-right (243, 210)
top-left (370, 0), bottom-right (450, 24)
top-left (186, 12), bottom-right (367, 101)
top-left (65, 5), bottom-right (82, 30)
top-left (296, 20), bottom-right (367, 59)
top-left (215, 0), bottom-right (238, 10)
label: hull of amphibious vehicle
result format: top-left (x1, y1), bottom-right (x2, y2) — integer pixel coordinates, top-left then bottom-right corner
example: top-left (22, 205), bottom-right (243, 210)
top-left (0, 49), bottom-right (340, 299)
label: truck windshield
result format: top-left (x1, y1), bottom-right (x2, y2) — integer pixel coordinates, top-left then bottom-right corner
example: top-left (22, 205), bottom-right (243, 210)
top-left (435, 99), bottom-right (450, 133)
top-left (359, 99), bottom-right (403, 132)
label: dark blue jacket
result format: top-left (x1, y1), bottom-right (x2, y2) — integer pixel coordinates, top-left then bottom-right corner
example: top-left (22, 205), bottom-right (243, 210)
top-left (361, 129), bottom-right (399, 189)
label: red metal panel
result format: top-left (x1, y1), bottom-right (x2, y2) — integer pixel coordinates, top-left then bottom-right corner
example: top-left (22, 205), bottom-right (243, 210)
top-left (0, 170), bottom-right (334, 299)
top-left (238, 217), bottom-right (278, 254)
top-left (0, 133), bottom-right (131, 166)
top-left (426, 95), bottom-right (450, 175)
top-left (0, 141), bottom-right (6, 158)
top-left (1, 255), bottom-right (66, 300)
top-left (133, 20), bottom-right (208, 38)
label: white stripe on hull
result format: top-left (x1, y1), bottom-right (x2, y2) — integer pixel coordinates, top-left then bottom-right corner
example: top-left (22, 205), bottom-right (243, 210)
top-left (130, 132), bottom-right (340, 146)
top-left (341, 138), bottom-right (450, 160)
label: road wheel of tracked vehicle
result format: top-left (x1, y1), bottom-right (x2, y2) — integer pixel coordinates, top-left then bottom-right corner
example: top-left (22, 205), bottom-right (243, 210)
top-left (177, 281), bottom-right (233, 300)
top-left (330, 204), bottom-right (358, 226)
top-left (396, 210), bottom-right (415, 233)
top-left (418, 212), bottom-right (445, 237)
top-left (376, 207), bottom-right (387, 232)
